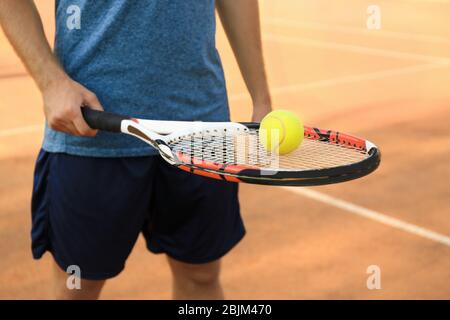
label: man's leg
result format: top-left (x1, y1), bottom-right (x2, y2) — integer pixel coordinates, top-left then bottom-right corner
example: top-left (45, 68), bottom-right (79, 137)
top-left (31, 151), bottom-right (158, 300)
top-left (167, 257), bottom-right (224, 300)
top-left (145, 159), bottom-right (245, 299)
top-left (52, 261), bottom-right (105, 300)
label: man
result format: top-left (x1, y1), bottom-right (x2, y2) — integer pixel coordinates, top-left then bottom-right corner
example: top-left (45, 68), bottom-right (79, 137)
top-left (0, 0), bottom-right (271, 299)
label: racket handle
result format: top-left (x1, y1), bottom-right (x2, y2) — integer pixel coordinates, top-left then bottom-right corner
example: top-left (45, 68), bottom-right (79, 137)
top-left (81, 107), bottom-right (129, 133)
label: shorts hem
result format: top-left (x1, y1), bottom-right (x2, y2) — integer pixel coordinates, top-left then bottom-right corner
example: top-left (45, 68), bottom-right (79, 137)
top-left (146, 228), bottom-right (246, 265)
top-left (50, 251), bottom-right (125, 280)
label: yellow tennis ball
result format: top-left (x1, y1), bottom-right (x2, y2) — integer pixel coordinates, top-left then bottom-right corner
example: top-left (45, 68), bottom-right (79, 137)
top-left (259, 110), bottom-right (304, 155)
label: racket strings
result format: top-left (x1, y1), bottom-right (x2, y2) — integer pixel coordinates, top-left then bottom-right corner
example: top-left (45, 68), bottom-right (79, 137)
top-left (169, 129), bottom-right (368, 171)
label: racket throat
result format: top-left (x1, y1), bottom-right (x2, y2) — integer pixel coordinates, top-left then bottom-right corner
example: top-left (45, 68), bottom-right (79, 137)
top-left (156, 141), bottom-right (177, 164)
top-left (122, 122), bottom-right (177, 163)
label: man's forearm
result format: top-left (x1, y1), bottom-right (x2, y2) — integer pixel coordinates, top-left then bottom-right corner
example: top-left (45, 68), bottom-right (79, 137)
top-left (0, 0), bottom-right (67, 91)
top-left (216, 0), bottom-right (271, 107)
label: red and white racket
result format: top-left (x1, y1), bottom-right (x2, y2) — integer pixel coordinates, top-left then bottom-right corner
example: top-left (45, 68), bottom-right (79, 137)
top-left (81, 108), bottom-right (380, 186)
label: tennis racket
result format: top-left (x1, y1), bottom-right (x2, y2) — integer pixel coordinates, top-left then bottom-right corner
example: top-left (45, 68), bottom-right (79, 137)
top-left (81, 108), bottom-right (380, 186)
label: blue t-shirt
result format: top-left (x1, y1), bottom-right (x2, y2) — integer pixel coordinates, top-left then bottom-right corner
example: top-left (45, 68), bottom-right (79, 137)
top-left (43, 0), bottom-right (229, 157)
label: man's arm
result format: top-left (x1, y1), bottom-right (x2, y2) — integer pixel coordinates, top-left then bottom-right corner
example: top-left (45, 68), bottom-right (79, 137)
top-left (216, 0), bottom-right (271, 122)
top-left (0, 0), bottom-right (101, 136)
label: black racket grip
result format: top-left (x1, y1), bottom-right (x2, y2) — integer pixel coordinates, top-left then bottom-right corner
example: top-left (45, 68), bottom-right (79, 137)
top-left (81, 107), bottom-right (129, 133)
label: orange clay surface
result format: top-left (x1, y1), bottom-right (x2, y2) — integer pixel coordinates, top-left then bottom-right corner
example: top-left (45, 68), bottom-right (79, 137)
top-left (0, 0), bottom-right (449, 299)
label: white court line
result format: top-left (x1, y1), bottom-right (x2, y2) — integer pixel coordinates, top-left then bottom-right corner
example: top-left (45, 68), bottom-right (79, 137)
top-left (229, 63), bottom-right (449, 101)
top-left (0, 124), bottom-right (43, 137)
top-left (265, 18), bottom-right (450, 45)
top-left (283, 187), bottom-right (450, 247)
top-left (263, 33), bottom-right (450, 65)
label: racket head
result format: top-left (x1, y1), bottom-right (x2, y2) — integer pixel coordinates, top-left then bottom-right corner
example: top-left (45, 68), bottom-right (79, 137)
top-left (164, 123), bottom-right (381, 186)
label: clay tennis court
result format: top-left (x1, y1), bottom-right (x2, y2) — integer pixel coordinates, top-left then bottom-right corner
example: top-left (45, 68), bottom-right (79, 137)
top-left (1, 0), bottom-right (449, 299)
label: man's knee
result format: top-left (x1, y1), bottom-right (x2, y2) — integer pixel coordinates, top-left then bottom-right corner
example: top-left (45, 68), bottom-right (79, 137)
top-left (168, 257), bottom-right (221, 286)
top-left (52, 261), bottom-right (105, 300)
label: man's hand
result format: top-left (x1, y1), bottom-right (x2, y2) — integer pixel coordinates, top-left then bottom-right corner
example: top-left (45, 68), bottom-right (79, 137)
top-left (43, 76), bottom-right (103, 136)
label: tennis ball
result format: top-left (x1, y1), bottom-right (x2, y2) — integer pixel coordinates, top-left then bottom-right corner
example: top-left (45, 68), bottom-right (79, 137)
top-left (259, 110), bottom-right (304, 155)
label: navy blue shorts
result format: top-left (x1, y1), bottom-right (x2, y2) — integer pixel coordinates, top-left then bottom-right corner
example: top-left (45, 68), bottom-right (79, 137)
top-left (31, 149), bottom-right (245, 280)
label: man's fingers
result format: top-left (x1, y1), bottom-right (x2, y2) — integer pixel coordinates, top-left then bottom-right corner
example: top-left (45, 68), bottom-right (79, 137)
top-left (48, 118), bottom-right (81, 136)
top-left (72, 108), bottom-right (98, 137)
top-left (62, 122), bottom-right (81, 136)
top-left (83, 91), bottom-right (104, 111)
top-left (79, 90), bottom-right (103, 136)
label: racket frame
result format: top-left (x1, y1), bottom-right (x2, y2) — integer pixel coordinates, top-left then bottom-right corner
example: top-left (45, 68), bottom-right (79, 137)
top-left (81, 108), bottom-right (381, 186)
